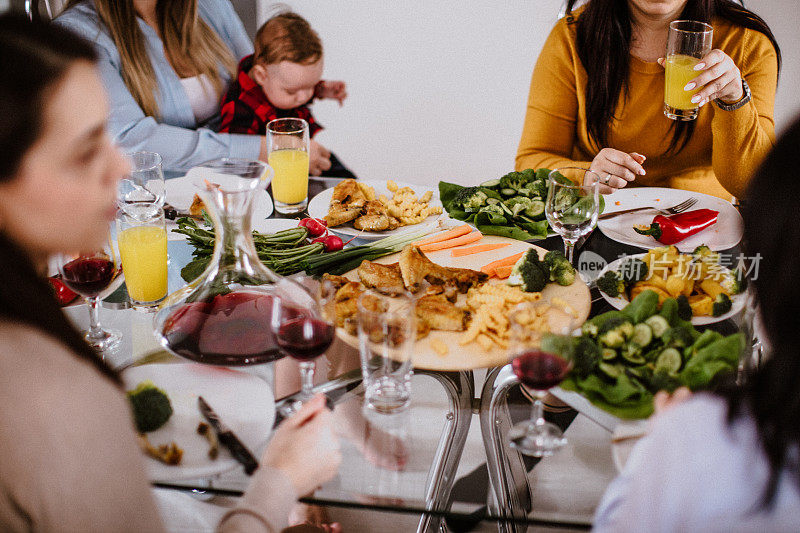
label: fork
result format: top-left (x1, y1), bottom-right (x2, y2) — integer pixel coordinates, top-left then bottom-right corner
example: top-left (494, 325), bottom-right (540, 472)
top-left (598, 197), bottom-right (697, 220)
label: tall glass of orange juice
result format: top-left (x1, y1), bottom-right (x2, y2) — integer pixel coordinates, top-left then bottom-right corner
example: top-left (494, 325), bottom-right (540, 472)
top-left (267, 118), bottom-right (310, 214)
top-left (664, 20), bottom-right (713, 121)
top-left (117, 206), bottom-right (168, 311)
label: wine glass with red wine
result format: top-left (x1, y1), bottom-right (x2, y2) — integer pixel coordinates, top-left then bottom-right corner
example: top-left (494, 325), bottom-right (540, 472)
top-left (507, 302), bottom-right (575, 457)
top-left (273, 278), bottom-right (336, 410)
top-left (55, 238), bottom-right (123, 353)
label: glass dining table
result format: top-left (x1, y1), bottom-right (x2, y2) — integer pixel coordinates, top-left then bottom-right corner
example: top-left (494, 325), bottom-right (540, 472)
top-left (71, 176), bottom-right (746, 532)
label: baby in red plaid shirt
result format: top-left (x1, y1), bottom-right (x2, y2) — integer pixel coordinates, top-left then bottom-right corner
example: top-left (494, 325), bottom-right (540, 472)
top-left (219, 12), bottom-right (354, 177)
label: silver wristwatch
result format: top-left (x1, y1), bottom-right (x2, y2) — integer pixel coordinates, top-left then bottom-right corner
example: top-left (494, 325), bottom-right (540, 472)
top-left (714, 78), bottom-right (751, 111)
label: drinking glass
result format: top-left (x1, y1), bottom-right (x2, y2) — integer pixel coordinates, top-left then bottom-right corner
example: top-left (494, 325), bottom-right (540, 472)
top-left (357, 291), bottom-right (415, 413)
top-left (507, 302), bottom-right (575, 457)
top-left (117, 207), bottom-right (168, 311)
top-left (273, 278), bottom-right (336, 408)
top-left (267, 118), bottom-right (310, 214)
top-left (55, 236), bottom-right (124, 352)
top-left (545, 168), bottom-right (601, 265)
top-left (664, 20), bottom-right (713, 121)
top-left (118, 152), bottom-right (165, 215)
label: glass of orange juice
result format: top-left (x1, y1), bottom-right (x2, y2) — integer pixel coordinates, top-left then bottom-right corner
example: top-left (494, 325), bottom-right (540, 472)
top-left (664, 20), bottom-right (713, 121)
top-left (117, 206), bottom-right (168, 311)
top-left (267, 118), bottom-right (310, 214)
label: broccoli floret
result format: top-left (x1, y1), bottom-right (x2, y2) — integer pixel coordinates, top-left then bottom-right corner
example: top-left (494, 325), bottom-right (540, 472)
top-left (498, 171), bottom-right (531, 192)
top-left (507, 249), bottom-right (549, 292)
top-left (676, 294), bottom-right (693, 321)
top-left (529, 178), bottom-right (547, 199)
top-left (541, 250), bottom-right (576, 285)
top-left (664, 326), bottom-right (694, 349)
top-left (453, 187), bottom-right (489, 212)
top-left (618, 258), bottom-right (649, 285)
top-left (551, 262), bottom-right (577, 286)
top-left (712, 293), bottom-right (733, 317)
top-left (504, 196), bottom-right (534, 216)
top-left (479, 204), bottom-right (505, 217)
top-left (597, 317), bottom-right (634, 348)
top-left (597, 270), bottom-right (625, 298)
top-left (127, 380), bottom-right (173, 433)
top-left (543, 250), bottom-right (566, 271)
top-left (573, 337), bottom-right (601, 378)
top-left (692, 245), bottom-right (720, 264)
top-left (721, 269), bottom-right (745, 295)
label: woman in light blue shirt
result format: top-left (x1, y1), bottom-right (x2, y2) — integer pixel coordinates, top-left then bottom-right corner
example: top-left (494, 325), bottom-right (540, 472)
top-left (57, 0), bottom-right (263, 172)
top-left (594, 115), bottom-right (800, 532)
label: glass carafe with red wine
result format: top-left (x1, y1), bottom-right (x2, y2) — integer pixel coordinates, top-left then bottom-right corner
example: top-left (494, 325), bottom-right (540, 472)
top-left (507, 302), bottom-right (575, 457)
top-left (55, 235), bottom-right (124, 353)
top-left (154, 158), bottom-right (317, 366)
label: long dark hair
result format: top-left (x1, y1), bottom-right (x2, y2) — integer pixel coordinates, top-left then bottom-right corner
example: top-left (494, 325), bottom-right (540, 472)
top-left (565, 0), bottom-right (781, 154)
top-left (0, 13), bottom-right (120, 385)
top-left (731, 115), bottom-right (800, 506)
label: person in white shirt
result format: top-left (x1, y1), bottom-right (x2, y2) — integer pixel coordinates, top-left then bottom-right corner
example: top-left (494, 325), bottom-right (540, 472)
top-left (594, 115), bottom-right (800, 532)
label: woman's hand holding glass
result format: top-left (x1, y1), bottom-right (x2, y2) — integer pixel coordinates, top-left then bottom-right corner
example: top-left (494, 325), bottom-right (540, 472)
top-left (658, 49), bottom-right (744, 108)
top-left (262, 394), bottom-right (341, 496)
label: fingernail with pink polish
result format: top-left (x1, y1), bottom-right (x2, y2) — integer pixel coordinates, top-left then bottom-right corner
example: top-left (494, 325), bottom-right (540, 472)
top-left (684, 82), bottom-right (696, 91)
top-left (691, 95), bottom-right (700, 103)
top-left (694, 63), bottom-right (705, 71)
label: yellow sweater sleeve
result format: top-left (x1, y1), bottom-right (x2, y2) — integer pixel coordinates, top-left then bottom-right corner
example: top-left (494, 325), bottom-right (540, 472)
top-left (515, 20), bottom-right (591, 172)
top-left (710, 29), bottom-right (778, 199)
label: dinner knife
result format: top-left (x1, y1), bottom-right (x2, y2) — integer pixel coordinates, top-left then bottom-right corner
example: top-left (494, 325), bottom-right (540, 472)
top-left (198, 396), bottom-right (259, 475)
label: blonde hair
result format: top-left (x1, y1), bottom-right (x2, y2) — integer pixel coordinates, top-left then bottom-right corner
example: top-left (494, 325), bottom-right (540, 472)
top-left (64, 0), bottom-right (236, 118)
top-left (254, 12), bottom-right (322, 66)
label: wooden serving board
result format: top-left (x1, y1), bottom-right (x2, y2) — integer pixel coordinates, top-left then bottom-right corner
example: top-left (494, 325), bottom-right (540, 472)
top-left (336, 235), bottom-right (591, 371)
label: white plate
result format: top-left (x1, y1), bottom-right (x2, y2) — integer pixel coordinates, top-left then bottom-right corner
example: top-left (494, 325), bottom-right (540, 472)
top-left (597, 253), bottom-right (745, 325)
top-left (165, 176), bottom-right (274, 240)
top-left (307, 180), bottom-right (444, 241)
top-left (598, 187), bottom-right (742, 252)
top-left (122, 363), bottom-right (274, 482)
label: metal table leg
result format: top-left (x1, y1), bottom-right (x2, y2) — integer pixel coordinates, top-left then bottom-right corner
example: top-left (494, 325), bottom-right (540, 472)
top-left (479, 365), bottom-right (531, 533)
top-left (415, 370), bottom-right (475, 533)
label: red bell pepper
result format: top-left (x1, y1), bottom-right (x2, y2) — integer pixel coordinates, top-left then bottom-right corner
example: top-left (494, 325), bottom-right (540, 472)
top-left (48, 275), bottom-right (79, 306)
top-left (633, 209), bottom-right (719, 245)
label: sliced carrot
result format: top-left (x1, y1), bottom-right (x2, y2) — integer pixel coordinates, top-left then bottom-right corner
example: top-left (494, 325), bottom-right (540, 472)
top-left (450, 242), bottom-right (511, 257)
top-left (418, 231), bottom-right (482, 252)
top-left (480, 252), bottom-right (525, 276)
top-left (412, 224), bottom-right (472, 246)
top-left (494, 265), bottom-right (514, 279)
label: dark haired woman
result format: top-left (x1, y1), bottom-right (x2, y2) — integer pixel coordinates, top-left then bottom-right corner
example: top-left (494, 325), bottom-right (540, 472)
top-left (516, 0), bottom-right (780, 199)
top-left (0, 14), bottom-right (338, 531)
top-left (593, 116), bottom-right (800, 529)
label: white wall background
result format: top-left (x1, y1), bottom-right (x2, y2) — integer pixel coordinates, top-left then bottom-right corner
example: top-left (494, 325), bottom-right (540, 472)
top-left (258, 1), bottom-right (799, 186)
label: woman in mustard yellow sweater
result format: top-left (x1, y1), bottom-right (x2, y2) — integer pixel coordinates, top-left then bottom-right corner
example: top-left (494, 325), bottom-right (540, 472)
top-left (516, 0), bottom-right (780, 199)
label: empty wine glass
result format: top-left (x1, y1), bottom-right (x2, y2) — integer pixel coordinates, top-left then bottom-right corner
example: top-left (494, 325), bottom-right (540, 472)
top-left (273, 278), bottom-right (337, 412)
top-left (545, 168), bottom-right (601, 265)
top-left (55, 235), bottom-right (124, 353)
top-left (507, 302), bottom-right (575, 457)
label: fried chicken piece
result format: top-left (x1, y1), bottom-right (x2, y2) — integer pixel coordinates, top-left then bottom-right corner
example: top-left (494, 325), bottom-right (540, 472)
top-left (326, 203), bottom-right (363, 227)
top-left (137, 434), bottom-right (183, 465)
top-left (326, 179), bottom-right (368, 227)
top-left (333, 282), bottom-right (364, 328)
top-left (322, 273), bottom-right (351, 290)
top-left (398, 245), bottom-right (488, 293)
top-left (415, 294), bottom-right (470, 331)
top-left (358, 261), bottom-right (406, 296)
top-left (423, 283), bottom-right (459, 303)
top-left (353, 200), bottom-right (392, 231)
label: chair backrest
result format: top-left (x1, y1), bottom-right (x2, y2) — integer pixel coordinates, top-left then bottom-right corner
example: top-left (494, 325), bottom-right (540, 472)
top-left (24, 0), bottom-right (67, 21)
